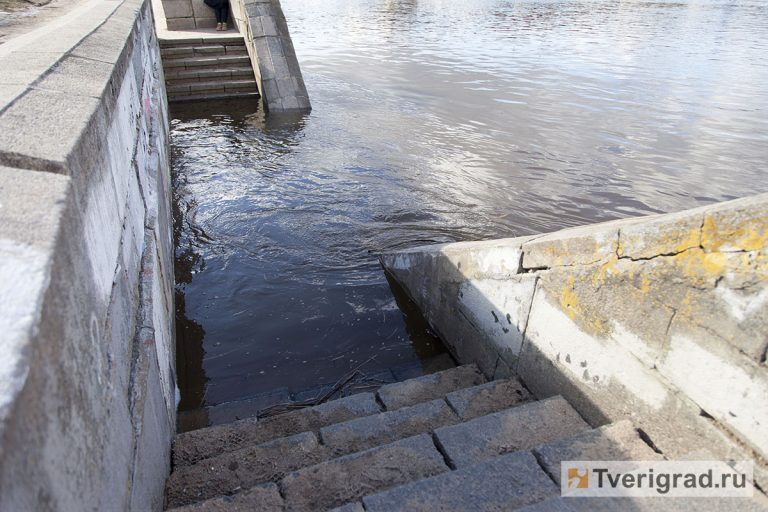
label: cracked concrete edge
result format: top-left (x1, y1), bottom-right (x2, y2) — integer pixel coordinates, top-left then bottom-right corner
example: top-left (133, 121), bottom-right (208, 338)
top-left (380, 193), bottom-right (768, 485)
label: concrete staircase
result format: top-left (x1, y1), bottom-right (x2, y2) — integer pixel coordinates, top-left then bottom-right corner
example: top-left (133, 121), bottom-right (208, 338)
top-left (162, 364), bottom-right (684, 511)
top-left (160, 35), bottom-right (259, 103)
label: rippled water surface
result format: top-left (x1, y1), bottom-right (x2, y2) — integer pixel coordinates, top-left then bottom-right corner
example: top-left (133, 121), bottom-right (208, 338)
top-left (172, 0), bottom-right (768, 410)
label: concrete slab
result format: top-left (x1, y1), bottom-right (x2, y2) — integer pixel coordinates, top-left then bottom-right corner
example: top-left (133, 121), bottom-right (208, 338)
top-left (165, 431), bottom-right (324, 508)
top-left (35, 56), bottom-right (115, 98)
top-left (533, 420), bottom-right (664, 485)
top-left (434, 396), bottom-right (590, 468)
top-left (377, 364), bottom-right (486, 410)
top-left (445, 377), bottom-right (533, 421)
top-left (320, 398), bottom-right (459, 456)
top-left (0, 88), bottom-right (100, 173)
top-left (363, 451), bottom-right (559, 512)
top-left (280, 434), bottom-right (448, 511)
top-left (172, 392), bottom-right (381, 466)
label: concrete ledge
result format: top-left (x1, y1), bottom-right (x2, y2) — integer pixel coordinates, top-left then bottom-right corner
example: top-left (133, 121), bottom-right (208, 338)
top-left (382, 193), bottom-right (768, 487)
top-left (0, 0), bottom-right (175, 509)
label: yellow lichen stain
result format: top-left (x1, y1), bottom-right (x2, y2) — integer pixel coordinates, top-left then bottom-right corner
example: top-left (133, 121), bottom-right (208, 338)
top-left (559, 275), bottom-right (610, 337)
top-left (701, 215), bottom-right (768, 252)
top-left (640, 276), bottom-right (651, 295)
top-left (559, 276), bottom-right (581, 321)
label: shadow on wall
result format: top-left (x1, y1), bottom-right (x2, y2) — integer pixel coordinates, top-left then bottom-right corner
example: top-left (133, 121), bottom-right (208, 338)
top-left (381, 193), bottom-right (768, 492)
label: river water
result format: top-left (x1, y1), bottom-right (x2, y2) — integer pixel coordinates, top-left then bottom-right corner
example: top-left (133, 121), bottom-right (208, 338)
top-left (171, 0), bottom-right (768, 411)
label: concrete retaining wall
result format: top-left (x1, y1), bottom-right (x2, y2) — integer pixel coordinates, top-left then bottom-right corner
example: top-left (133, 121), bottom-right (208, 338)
top-left (382, 194), bottom-right (768, 489)
top-left (231, 0), bottom-right (311, 112)
top-left (0, 0), bottom-right (175, 510)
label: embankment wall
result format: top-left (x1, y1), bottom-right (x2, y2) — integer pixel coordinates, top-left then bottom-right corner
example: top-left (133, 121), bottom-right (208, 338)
top-left (382, 194), bottom-right (768, 489)
top-left (0, 0), bottom-right (175, 509)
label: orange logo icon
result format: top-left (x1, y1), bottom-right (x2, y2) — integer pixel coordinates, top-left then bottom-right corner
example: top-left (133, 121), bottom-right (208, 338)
top-left (567, 468), bottom-right (589, 489)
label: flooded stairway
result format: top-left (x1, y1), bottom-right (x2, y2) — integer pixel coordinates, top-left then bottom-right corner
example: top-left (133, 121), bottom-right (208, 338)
top-left (160, 35), bottom-right (259, 102)
top-left (163, 364), bottom-right (669, 511)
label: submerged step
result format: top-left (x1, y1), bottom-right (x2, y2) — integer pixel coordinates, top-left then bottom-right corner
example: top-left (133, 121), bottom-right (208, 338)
top-left (434, 396), bottom-right (590, 468)
top-left (165, 431), bottom-right (324, 509)
top-left (362, 451), bottom-right (559, 512)
top-left (168, 92), bottom-right (261, 104)
top-left (280, 434), bottom-right (448, 511)
top-left (172, 392), bottom-right (380, 466)
top-left (178, 387), bottom-right (290, 433)
top-left (376, 364), bottom-right (486, 410)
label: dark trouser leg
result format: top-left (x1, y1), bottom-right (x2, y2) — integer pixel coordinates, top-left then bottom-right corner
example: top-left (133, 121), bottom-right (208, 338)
top-left (220, 5), bottom-right (229, 23)
top-left (214, 7), bottom-right (224, 23)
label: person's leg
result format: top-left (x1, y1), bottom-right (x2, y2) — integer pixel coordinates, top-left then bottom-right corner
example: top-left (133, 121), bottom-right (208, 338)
top-left (221, 5), bottom-right (229, 29)
top-left (214, 7), bottom-right (223, 30)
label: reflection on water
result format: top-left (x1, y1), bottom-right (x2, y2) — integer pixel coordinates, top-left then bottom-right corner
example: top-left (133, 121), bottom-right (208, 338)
top-left (172, 0), bottom-right (768, 409)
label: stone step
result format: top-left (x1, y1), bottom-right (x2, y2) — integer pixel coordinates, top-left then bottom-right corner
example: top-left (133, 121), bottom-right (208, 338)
top-left (163, 55), bottom-right (251, 70)
top-left (533, 420), bottom-right (664, 483)
top-left (434, 396), bottom-right (591, 468)
top-left (361, 450), bottom-right (559, 512)
top-left (376, 363), bottom-right (486, 410)
top-left (167, 376), bottom-right (540, 508)
top-left (167, 79), bottom-right (258, 96)
top-left (172, 364), bottom-right (480, 466)
top-left (280, 434), bottom-right (449, 511)
top-left (165, 67), bottom-right (255, 85)
top-left (160, 36), bottom-right (245, 48)
top-left (168, 92), bottom-right (261, 104)
top-left (165, 431), bottom-right (325, 509)
top-left (161, 45), bottom-right (246, 59)
top-left (172, 392), bottom-right (381, 467)
top-left (167, 483), bottom-right (283, 512)
top-left (320, 398), bottom-right (459, 457)
top-left (445, 374), bottom-right (533, 420)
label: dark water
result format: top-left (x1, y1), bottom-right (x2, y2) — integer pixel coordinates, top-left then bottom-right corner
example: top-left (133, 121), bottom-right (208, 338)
top-left (171, 0), bottom-right (768, 411)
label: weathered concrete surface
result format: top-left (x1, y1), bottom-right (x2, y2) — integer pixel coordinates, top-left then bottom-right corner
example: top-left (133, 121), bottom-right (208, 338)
top-left (166, 431), bottom-right (325, 508)
top-left (381, 238), bottom-right (539, 377)
top-left (376, 364), bottom-right (486, 410)
top-left (169, 483), bottom-right (284, 512)
top-left (445, 377), bottom-right (533, 420)
top-left (230, 0), bottom-right (311, 112)
top-left (320, 398), bottom-right (459, 456)
top-left (280, 434), bottom-right (448, 511)
top-left (362, 451), bottom-right (559, 512)
top-left (173, 392), bottom-right (381, 466)
top-left (434, 396), bottom-right (590, 468)
top-left (381, 193), bottom-right (768, 486)
top-left (0, 0), bottom-right (175, 510)
top-left (533, 420), bottom-right (663, 484)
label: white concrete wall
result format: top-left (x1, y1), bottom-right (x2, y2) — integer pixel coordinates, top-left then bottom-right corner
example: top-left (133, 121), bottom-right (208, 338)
top-left (0, 0), bottom-right (175, 510)
top-left (382, 194), bottom-right (768, 490)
